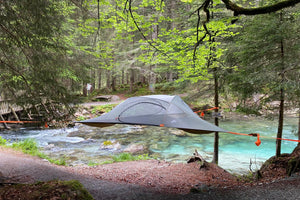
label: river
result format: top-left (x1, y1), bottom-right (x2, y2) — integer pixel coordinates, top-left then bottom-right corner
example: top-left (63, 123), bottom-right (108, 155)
top-left (0, 115), bottom-right (298, 174)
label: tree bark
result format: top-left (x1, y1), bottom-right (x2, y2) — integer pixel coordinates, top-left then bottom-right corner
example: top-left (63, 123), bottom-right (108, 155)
top-left (98, 68), bottom-right (102, 89)
top-left (221, 0), bottom-right (300, 16)
top-left (111, 70), bottom-right (116, 92)
top-left (129, 68), bottom-right (134, 93)
top-left (276, 89), bottom-right (284, 157)
top-left (276, 20), bottom-right (285, 157)
top-left (298, 108), bottom-right (300, 141)
top-left (212, 70), bottom-right (219, 164)
top-left (106, 70), bottom-right (111, 89)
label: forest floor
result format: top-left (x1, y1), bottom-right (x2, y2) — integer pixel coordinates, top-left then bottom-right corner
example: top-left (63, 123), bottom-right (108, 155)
top-left (1, 147), bottom-right (300, 200)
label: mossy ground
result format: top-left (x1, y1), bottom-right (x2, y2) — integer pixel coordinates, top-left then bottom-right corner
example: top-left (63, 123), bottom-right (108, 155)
top-left (0, 180), bottom-right (93, 200)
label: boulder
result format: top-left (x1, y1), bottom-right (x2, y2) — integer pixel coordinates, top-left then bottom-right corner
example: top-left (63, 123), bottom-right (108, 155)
top-left (123, 143), bottom-right (146, 154)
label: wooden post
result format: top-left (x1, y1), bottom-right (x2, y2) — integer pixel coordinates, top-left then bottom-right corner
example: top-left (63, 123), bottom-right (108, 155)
top-left (0, 114), bottom-right (9, 129)
top-left (9, 106), bottom-right (20, 122)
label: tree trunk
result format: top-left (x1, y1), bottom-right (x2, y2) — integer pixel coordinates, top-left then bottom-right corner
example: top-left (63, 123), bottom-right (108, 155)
top-left (129, 68), bottom-right (134, 93)
top-left (298, 108), bottom-right (300, 141)
top-left (276, 17), bottom-right (285, 157)
top-left (212, 70), bottom-right (219, 164)
top-left (121, 69), bottom-right (124, 85)
top-left (98, 69), bottom-right (102, 89)
top-left (111, 70), bottom-right (116, 92)
top-left (82, 82), bottom-right (87, 97)
top-left (276, 89), bottom-right (284, 157)
top-left (106, 70), bottom-right (111, 89)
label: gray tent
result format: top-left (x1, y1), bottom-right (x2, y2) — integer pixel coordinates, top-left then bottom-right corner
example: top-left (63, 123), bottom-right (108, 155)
top-left (79, 95), bottom-right (226, 134)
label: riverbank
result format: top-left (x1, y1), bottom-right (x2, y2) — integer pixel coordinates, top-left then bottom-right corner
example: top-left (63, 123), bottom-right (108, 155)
top-left (1, 147), bottom-right (300, 199)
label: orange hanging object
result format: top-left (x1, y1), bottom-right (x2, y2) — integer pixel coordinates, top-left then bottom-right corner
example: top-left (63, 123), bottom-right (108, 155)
top-left (44, 122), bottom-right (49, 128)
top-left (201, 112), bottom-right (205, 117)
top-left (255, 134), bottom-right (261, 146)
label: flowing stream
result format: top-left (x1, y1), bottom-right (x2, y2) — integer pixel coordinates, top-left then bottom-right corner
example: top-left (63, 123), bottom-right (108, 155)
top-left (0, 115), bottom-right (298, 174)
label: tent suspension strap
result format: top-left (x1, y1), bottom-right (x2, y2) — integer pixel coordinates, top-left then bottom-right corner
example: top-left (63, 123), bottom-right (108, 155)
top-left (0, 120), bottom-right (41, 123)
top-left (228, 131), bottom-right (261, 146)
top-left (0, 121), bottom-right (49, 128)
top-left (194, 107), bottom-right (219, 114)
top-left (194, 107), bottom-right (219, 117)
top-left (227, 131), bottom-right (300, 146)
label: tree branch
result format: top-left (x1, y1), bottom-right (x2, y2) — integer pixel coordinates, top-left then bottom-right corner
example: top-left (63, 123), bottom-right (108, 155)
top-left (125, 0), bottom-right (169, 58)
top-left (222, 0), bottom-right (300, 16)
top-left (193, 0), bottom-right (210, 62)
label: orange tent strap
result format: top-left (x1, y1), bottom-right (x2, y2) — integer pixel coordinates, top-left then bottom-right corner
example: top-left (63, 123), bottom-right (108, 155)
top-left (228, 131), bottom-right (261, 146)
top-left (194, 107), bottom-right (219, 114)
top-left (228, 131), bottom-right (300, 146)
top-left (260, 135), bottom-right (300, 143)
top-left (0, 121), bottom-right (41, 123)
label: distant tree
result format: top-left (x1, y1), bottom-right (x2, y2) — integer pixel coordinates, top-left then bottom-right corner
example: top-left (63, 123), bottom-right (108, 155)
top-left (225, 6), bottom-right (300, 157)
top-left (0, 0), bottom-right (82, 120)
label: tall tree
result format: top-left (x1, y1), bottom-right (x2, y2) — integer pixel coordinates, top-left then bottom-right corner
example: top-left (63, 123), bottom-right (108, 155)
top-left (225, 6), bottom-right (300, 157)
top-left (0, 0), bottom-right (82, 120)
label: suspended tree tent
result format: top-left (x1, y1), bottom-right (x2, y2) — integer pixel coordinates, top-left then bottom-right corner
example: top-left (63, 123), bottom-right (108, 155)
top-left (79, 95), bottom-right (226, 134)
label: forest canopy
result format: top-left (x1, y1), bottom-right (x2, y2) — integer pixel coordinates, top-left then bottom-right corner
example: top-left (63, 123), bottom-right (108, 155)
top-left (0, 0), bottom-right (299, 123)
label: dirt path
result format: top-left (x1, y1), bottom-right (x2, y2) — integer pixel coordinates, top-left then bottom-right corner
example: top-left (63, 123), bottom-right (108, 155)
top-left (1, 148), bottom-right (300, 200)
top-left (0, 148), bottom-right (175, 199)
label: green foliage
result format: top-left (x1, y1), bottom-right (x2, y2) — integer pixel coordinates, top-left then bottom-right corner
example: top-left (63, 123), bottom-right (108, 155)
top-left (64, 180), bottom-right (94, 200)
top-left (0, 180), bottom-right (93, 200)
top-left (12, 139), bottom-right (39, 155)
top-left (102, 140), bottom-right (113, 146)
top-left (101, 153), bottom-right (151, 164)
top-left (226, 9), bottom-right (300, 104)
top-left (76, 116), bottom-right (86, 121)
top-left (113, 152), bottom-right (151, 162)
top-left (235, 171), bottom-right (255, 182)
top-left (0, 0), bottom-right (83, 121)
top-left (0, 136), bottom-right (7, 146)
top-left (9, 139), bottom-right (66, 166)
top-left (87, 161), bottom-right (99, 167)
top-left (91, 104), bottom-right (118, 114)
top-left (236, 105), bottom-right (261, 116)
top-left (47, 157), bottom-right (67, 166)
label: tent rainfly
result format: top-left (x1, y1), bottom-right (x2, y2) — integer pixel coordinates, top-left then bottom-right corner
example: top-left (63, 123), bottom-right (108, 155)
top-left (79, 95), bottom-right (226, 134)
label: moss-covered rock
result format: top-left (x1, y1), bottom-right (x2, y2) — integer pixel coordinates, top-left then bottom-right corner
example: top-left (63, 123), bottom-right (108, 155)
top-left (259, 144), bottom-right (300, 178)
top-left (0, 180), bottom-right (94, 200)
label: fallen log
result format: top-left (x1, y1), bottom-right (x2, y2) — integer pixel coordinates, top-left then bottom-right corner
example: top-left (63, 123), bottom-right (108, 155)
top-left (187, 149), bottom-right (207, 169)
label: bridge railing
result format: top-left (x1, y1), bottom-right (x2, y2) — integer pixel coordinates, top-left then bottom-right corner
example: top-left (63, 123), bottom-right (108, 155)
top-left (0, 100), bottom-right (23, 115)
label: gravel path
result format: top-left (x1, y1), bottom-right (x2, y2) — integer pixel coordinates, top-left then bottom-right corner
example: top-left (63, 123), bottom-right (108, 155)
top-left (1, 147), bottom-right (300, 200)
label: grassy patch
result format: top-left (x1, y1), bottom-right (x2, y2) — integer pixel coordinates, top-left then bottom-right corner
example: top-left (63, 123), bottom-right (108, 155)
top-left (91, 104), bottom-right (118, 114)
top-left (0, 180), bottom-right (93, 200)
top-left (76, 116), bottom-right (86, 121)
top-left (0, 137), bottom-right (66, 166)
top-left (0, 136), bottom-right (7, 145)
top-left (101, 152), bottom-right (152, 164)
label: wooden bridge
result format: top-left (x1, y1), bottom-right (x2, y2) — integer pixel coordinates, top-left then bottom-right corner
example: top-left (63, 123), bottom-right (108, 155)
top-left (0, 99), bottom-right (37, 129)
top-left (0, 100), bottom-right (23, 115)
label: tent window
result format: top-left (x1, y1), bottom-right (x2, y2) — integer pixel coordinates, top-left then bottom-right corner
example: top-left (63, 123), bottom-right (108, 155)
top-left (118, 102), bottom-right (166, 119)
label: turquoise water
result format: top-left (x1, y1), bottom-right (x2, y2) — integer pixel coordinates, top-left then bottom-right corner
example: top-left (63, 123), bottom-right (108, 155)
top-left (0, 116), bottom-right (298, 174)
